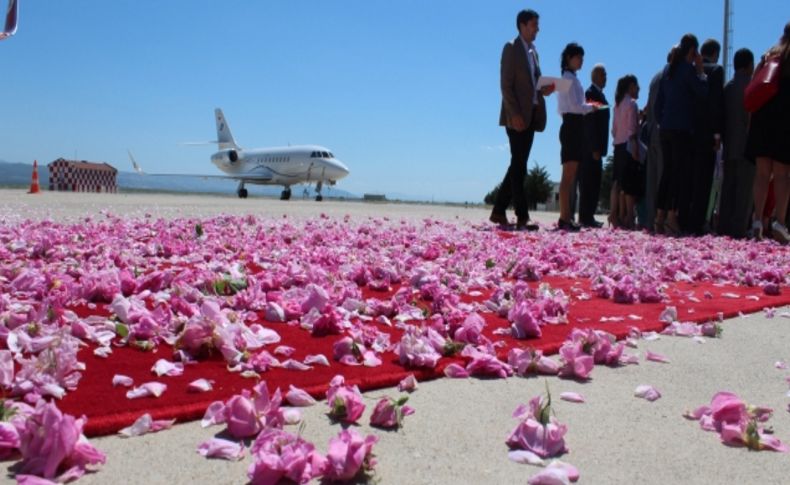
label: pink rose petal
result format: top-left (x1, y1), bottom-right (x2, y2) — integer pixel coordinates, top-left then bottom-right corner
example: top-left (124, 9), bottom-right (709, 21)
top-left (112, 374), bottom-right (134, 387)
top-left (634, 385), bottom-right (662, 402)
top-left (126, 382), bottom-right (167, 399)
top-left (443, 363), bottom-right (470, 378)
top-left (197, 438), bottom-right (245, 461)
top-left (559, 392), bottom-right (585, 403)
top-left (187, 379), bottom-right (214, 393)
top-left (645, 351), bottom-right (670, 364)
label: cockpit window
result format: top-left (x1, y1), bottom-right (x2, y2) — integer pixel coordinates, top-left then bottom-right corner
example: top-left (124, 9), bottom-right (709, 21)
top-left (321, 151), bottom-right (329, 158)
top-left (329, 152), bottom-right (334, 158)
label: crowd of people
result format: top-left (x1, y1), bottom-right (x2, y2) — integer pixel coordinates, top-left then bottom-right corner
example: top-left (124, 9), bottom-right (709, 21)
top-left (491, 9), bottom-right (790, 244)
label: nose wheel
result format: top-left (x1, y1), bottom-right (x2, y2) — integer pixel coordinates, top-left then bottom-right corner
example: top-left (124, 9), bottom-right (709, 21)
top-left (280, 187), bottom-right (292, 200)
top-left (315, 181), bottom-right (323, 202)
top-left (237, 182), bottom-right (248, 199)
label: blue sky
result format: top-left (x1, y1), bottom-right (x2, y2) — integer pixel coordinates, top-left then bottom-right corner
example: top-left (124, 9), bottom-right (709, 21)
top-left (0, 1), bottom-right (787, 202)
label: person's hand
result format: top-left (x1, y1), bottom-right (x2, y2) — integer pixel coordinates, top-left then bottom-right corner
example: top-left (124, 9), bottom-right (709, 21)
top-left (714, 135), bottom-right (721, 152)
top-left (592, 151), bottom-right (601, 161)
top-left (511, 115), bottom-right (526, 132)
top-left (540, 84), bottom-right (555, 96)
top-left (632, 148), bottom-right (640, 161)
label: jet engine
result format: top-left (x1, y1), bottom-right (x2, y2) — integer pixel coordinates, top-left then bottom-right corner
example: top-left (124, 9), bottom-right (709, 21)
top-left (212, 149), bottom-right (242, 165)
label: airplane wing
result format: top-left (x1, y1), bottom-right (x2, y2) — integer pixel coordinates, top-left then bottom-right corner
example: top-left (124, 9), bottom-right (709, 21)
top-left (127, 150), bottom-right (273, 182)
top-left (0, 0), bottom-right (18, 41)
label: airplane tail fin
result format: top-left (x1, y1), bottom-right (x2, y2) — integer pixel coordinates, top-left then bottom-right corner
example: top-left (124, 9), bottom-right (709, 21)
top-left (128, 149), bottom-right (145, 174)
top-left (1, 0), bottom-right (19, 40)
top-left (215, 108), bottom-right (239, 151)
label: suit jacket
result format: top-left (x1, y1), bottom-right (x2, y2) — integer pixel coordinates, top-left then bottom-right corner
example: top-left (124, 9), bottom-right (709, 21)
top-left (723, 71), bottom-right (751, 161)
top-left (646, 69), bottom-right (663, 134)
top-left (584, 85), bottom-right (610, 156)
top-left (694, 63), bottom-right (725, 138)
top-left (499, 36), bottom-right (547, 132)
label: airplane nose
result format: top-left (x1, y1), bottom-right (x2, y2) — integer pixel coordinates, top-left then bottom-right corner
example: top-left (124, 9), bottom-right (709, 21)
top-left (332, 159), bottom-right (350, 179)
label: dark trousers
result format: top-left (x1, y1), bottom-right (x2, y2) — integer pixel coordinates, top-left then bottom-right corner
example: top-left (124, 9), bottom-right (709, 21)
top-left (657, 129), bottom-right (693, 212)
top-left (718, 156), bottom-right (755, 238)
top-left (494, 127), bottom-right (535, 220)
top-left (578, 153), bottom-right (602, 223)
top-left (678, 138), bottom-right (716, 234)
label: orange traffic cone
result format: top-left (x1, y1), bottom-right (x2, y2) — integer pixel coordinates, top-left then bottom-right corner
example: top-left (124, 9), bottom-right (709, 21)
top-left (28, 160), bottom-right (40, 194)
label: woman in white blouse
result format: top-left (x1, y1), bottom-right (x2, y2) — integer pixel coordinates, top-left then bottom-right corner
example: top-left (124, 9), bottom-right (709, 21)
top-left (557, 43), bottom-right (599, 231)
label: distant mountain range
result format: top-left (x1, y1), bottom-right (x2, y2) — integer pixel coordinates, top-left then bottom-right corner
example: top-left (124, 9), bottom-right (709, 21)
top-left (0, 160), bottom-right (359, 199)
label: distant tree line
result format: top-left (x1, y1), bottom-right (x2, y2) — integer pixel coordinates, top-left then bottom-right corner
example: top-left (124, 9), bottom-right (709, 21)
top-left (483, 164), bottom-right (553, 210)
top-left (484, 159), bottom-right (615, 213)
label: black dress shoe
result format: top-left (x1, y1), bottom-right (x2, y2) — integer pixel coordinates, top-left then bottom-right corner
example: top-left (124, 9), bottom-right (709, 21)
top-left (580, 219), bottom-right (603, 228)
top-left (489, 212), bottom-right (509, 225)
top-left (557, 219), bottom-right (580, 232)
top-left (516, 218), bottom-right (540, 231)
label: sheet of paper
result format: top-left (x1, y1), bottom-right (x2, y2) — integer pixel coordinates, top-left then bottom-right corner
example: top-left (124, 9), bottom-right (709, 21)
top-left (537, 76), bottom-right (572, 93)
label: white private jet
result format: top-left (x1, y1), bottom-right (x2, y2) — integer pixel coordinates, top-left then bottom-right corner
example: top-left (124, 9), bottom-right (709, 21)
top-left (131, 108), bottom-right (350, 201)
top-left (0, 0), bottom-right (18, 41)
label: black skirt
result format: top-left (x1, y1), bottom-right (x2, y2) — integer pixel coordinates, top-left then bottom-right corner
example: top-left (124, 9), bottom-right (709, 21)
top-left (614, 143), bottom-right (645, 197)
top-left (559, 114), bottom-right (584, 163)
top-left (746, 77), bottom-right (790, 165)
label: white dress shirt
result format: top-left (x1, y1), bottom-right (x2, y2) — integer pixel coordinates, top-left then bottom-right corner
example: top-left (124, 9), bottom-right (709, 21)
top-left (557, 70), bottom-right (594, 115)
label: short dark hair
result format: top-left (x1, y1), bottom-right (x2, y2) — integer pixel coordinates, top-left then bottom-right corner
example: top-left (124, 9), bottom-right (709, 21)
top-left (669, 34), bottom-right (699, 78)
top-left (560, 42), bottom-right (585, 74)
top-left (700, 39), bottom-right (721, 59)
top-left (516, 9), bottom-right (539, 30)
top-left (733, 48), bottom-right (754, 71)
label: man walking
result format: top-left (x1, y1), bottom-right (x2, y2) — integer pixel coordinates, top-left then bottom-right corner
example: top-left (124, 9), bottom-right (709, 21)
top-left (579, 64), bottom-right (609, 227)
top-left (491, 9), bottom-right (553, 230)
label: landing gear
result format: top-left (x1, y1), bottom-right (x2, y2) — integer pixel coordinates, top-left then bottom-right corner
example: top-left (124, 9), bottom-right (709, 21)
top-left (237, 182), bottom-right (248, 199)
top-left (315, 181), bottom-right (323, 202)
top-left (280, 187), bottom-right (292, 200)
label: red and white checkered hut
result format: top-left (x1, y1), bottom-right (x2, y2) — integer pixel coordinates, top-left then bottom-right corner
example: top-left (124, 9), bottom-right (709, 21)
top-left (47, 158), bottom-right (117, 193)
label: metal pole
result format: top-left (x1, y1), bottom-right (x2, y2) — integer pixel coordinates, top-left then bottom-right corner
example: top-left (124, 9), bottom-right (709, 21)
top-left (723, 0), bottom-right (732, 80)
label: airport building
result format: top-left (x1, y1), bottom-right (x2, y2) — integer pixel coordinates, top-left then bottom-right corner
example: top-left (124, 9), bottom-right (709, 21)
top-left (48, 158), bottom-right (117, 193)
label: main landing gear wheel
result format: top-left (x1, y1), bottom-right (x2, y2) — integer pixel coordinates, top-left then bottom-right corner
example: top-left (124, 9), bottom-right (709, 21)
top-left (315, 195), bottom-right (323, 202)
top-left (280, 188), bottom-right (292, 200)
top-left (237, 188), bottom-right (248, 199)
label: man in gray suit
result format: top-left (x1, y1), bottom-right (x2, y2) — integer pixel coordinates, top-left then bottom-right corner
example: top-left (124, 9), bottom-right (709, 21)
top-left (718, 48), bottom-right (755, 238)
top-left (491, 9), bottom-right (553, 230)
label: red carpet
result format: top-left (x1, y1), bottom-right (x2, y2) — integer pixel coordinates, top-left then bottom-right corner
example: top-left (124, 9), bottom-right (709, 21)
top-left (58, 276), bottom-right (790, 437)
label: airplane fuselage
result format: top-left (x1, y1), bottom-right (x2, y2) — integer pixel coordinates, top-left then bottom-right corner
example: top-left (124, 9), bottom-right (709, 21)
top-left (210, 145), bottom-right (349, 187)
